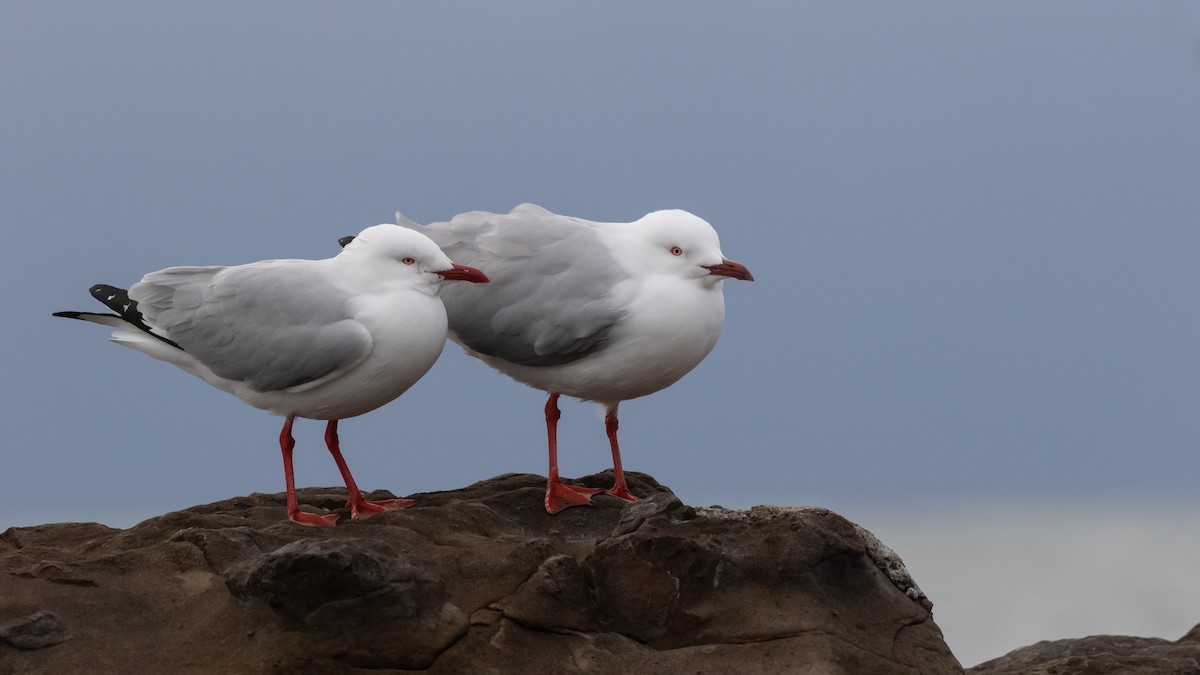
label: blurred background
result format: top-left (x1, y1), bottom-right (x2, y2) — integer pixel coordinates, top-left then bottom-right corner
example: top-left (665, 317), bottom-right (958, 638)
top-left (3, 2), bottom-right (1198, 666)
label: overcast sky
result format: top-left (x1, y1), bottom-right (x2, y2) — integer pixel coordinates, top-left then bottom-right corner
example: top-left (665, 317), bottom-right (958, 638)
top-left (3, 2), bottom-right (1199, 666)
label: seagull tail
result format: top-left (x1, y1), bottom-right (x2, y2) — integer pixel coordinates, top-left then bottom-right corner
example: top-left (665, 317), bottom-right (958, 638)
top-left (108, 329), bottom-right (190, 364)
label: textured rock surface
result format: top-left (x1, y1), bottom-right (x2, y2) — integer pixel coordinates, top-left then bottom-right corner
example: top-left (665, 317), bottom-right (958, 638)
top-left (0, 611), bottom-right (67, 651)
top-left (968, 624), bottom-right (1200, 675)
top-left (1, 472), bottom-right (960, 674)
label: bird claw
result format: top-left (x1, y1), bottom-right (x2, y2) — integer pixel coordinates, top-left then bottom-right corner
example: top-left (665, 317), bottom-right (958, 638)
top-left (604, 484), bottom-right (640, 503)
top-left (348, 497), bottom-right (416, 520)
top-left (288, 510), bottom-right (340, 527)
top-left (545, 480), bottom-right (602, 514)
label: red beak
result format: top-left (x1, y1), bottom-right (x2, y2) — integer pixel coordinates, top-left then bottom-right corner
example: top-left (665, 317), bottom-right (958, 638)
top-left (703, 258), bottom-right (754, 281)
top-left (437, 263), bottom-right (489, 283)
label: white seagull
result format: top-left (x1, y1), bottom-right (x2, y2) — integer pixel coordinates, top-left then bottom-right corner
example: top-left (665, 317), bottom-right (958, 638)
top-left (54, 225), bottom-right (488, 527)
top-left (386, 204), bottom-right (753, 514)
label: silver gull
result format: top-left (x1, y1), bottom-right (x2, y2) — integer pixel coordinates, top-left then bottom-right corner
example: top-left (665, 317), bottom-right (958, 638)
top-left (388, 204), bottom-right (753, 513)
top-left (54, 224), bottom-right (488, 526)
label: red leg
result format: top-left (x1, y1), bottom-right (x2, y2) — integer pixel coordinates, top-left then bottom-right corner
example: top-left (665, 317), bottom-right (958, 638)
top-left (324, 420), bottom-right (415, 519)
top-left (603, 404), bottom-right (638, 503)
top-left (280, 415), bottom-right (338, 527)
top-left (544, 393), bottom-right (600, 514)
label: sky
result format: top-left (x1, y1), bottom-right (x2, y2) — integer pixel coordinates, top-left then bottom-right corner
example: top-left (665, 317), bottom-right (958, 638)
top-left (3, 1), bottom-right (1199, 667)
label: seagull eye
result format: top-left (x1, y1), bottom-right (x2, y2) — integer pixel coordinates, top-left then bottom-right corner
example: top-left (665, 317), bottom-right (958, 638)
top-left (401, 257), bottom-right (416, 265)
top-left (670, 246), bottom-right (683, 256)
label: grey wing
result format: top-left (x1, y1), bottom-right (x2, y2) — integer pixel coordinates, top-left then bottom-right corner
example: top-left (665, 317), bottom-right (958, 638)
top-left (130, 262), bottom-right (372, 392)
top-left (399, 204), bottom-right (625, 367)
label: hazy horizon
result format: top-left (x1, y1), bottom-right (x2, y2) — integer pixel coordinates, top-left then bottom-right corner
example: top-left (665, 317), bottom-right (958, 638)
top-left (4, 2), bottom-right (1199, 668)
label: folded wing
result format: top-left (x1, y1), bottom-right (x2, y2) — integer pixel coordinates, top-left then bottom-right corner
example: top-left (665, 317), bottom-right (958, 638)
top-left (401, 204), bottom-right (626, 367)
top-left (131, 262), bottom-right (372, 392)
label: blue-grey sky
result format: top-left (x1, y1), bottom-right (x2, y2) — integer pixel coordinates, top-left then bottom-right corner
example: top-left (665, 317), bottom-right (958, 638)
top-left (3, 2), bottom-right (1199, 665)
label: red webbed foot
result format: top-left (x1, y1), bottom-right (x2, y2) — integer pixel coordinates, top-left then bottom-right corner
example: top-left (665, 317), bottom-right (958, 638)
top-left (604, 483), bottom-right (640, 503)
top-left (545, 479), bottom-right (602, 514)
top-left (288, 510), bottom-right (340, 527)
top-left (347, 496), bottom-right (416, 520)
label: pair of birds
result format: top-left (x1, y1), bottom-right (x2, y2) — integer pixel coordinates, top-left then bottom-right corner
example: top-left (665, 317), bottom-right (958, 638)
top-left (56, 204), bottom-right (753, 525)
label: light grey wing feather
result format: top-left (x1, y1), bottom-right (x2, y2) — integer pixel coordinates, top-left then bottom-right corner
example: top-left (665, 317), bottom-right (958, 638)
top-left (130, 262), bottom-right (372, 392)
top-left (399, 205), bottom-right (624, 367)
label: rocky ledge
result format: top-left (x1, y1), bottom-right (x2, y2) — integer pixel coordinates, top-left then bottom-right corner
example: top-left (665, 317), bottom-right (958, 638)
top-left (1, 472), bottom-right (958, 674)
top-left (967, 626), bottom-right (1200, 674)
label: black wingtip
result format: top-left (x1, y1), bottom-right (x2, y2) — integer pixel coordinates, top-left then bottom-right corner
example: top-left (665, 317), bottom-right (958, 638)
top-left (52, 311), bottom-right (84, 319)
top-left (88, 284), bottom-right (131, 312)
top-left (75, 284), bottom-right (184, 350)
top-left (338, 235), bottom-right (355, 248)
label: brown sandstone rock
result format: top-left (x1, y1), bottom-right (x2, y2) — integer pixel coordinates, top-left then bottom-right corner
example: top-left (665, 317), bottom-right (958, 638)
top-left (0, 472), bottom-right (959, 674)
top-left (967, 626), bottom-right (1200, 675)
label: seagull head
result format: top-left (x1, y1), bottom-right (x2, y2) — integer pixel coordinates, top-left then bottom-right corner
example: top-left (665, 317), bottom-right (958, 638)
top-left (632, 210), bottom-right (754, 284)
top-left (338, 224), bottom-right (488, 289)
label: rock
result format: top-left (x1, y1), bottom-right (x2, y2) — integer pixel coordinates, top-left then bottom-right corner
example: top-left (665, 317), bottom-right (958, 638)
top-left (0, 471), bottom-right (960, 673)
top-left (0, 611), bottom-right (66, 650)
top-left (224, 538), bottom-right (468, 669)
top-left (967, 626), bottom-right (1200, 674)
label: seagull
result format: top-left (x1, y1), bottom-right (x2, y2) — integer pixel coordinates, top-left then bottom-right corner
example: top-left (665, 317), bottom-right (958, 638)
top-left (381, 204), bottom-right (753, 514)
top-left (54, 225), bottom-right (488, 527)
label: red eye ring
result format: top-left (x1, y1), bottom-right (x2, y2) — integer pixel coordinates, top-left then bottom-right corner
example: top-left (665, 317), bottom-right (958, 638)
top-left (670, 246), bottom-right (683, 256)
top-left (401, 257), bottom-right (416, 265)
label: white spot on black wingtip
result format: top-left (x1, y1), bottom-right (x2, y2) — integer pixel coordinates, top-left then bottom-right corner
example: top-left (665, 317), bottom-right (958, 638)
top-left (88, 284), bottom-right (134, 314)
top-left (77, 284), bottom-right (183, 350)
top-left (338, 235), bottom-right (355, 248)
